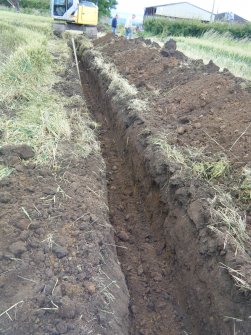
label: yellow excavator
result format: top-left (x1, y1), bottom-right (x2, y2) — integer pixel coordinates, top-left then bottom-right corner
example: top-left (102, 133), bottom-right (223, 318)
top-left (51, 0), bottom-right (98, 38)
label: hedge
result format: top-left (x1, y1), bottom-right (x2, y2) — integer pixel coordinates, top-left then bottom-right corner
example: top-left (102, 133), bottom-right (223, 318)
top-left (0, 0), bottom-right (49, 9)
top-left (144, 17), bottom-right (251, 39)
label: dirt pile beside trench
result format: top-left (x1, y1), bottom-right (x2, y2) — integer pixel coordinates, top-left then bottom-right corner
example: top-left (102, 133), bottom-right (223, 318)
top-left (0, 53), bottom-right (129, 335)
top-left (97, 35), bottom-right (251, 170)
top-left (77, 35), bottom-right (251, 335)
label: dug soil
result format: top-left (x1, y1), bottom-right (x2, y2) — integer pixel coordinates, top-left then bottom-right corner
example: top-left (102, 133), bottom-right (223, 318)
top-left (0, 53), bottom-right (129, 334)
top-left (81, 70), bottom-right (191, 334)
top-left (95, 35), bottom-right (251, 170)
top-left (78, 34), bottom-right (251, 335)
top-left (2, 32), bottom-right (251, 335)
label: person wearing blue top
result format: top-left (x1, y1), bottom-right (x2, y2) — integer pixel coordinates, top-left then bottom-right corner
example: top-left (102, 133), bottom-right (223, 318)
top-left (111, 14), bottom-right (118, 34)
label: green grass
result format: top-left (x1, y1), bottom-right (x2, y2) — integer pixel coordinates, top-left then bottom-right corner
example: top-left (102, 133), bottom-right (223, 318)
top-left (0, 11), bottom-right (51, 64)
top-left (144, 17), bottom-right (251, 39)
top-left (0, 0), bottom-right (50, 10)
top-left (151, 136), bottom-right (231, 181)
top-left (239, 167), bottom-right (251, 202)
top-left (152, 135), bottom-right (250, 256)
top-left (138, 28), bottom-right (251, 80)
top-left (0, 165), bottom-right (14, 180)
top-left (192, 158), bottom-right (230, 181)
top-left (176, 31), bottom-right (251, 80)
top-left (0, 10), bottom-right (100, 168)
top-left (141, 17), bottom-right (251, 79)
top-left (0, 9), bottom-right (51, 34)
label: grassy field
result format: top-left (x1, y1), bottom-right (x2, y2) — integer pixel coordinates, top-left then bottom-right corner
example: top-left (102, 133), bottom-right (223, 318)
top-left (176, 31), bottom-right (251, 80)
top-left (142, 17), bottom-right (251, 80)
top-left (0, 10), bottom-right (99, 169)
top-left (140, 29), bottom-right (251, 81)
top-left (144, 17), bottom-right (251, 39)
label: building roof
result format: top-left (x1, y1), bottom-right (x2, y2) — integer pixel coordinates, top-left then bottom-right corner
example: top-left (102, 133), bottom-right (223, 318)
top-left (145, 2), bottom-right (213, 15)
top-left (215, 12), bottom-right (248, 23)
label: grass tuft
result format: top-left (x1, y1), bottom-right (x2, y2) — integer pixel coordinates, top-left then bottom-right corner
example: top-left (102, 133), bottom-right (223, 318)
top-left (192, 158), bottom-right (230, 181)
top-left (240, 167), bottom-right (251, 202)
top-left (152, 136), bottom-right (230, 181)
top-left (152, 135), bottom-right (249, 253)
top-left (79, 43), bottom-right (147, 112)
top-left (220, 263), bottom-right (251, 292)
top-left (152, 137), bottom-right (186, 165)
top-left (0, 165), bottom-right (14, 180)
top-left (209, 188), bottom-right (248, 252)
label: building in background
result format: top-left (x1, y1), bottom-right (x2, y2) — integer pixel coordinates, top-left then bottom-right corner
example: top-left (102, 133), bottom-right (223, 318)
top-left (215, 12), bottom-right (248, 23)
top-left (144, 2), bottom-right (215, 22)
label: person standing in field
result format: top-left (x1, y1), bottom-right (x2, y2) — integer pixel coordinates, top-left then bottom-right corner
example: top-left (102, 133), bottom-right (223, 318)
top-left (111, 14), bottom-right (118, 35)
top-left (125, 14), bottom-right (136, 40)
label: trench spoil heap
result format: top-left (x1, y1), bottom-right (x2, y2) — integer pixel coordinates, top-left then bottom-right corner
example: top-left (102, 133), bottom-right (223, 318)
top-left (77, 34), bottom-right (251, 335)
top-left (0, 43), bottom-right (129, 335)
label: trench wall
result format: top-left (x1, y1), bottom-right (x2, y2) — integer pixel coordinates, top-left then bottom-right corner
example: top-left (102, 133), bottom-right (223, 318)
top-left (77, 40), bottom-right (251, 335)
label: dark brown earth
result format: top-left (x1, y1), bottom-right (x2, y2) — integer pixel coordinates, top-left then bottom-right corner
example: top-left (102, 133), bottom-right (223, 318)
top-left (81, 69), bottom-right (190, 335)
top-left (1, 32), bottom-right (251, 335)
top-left (96, 35), bottom-right (251, 169)
top-left (77, 34), bottom-right (251, 335)
top-left (0, 57), bottom-right (129, 335)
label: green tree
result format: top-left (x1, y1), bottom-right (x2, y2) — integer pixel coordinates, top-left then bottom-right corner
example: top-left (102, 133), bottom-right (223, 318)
top-left (1, 0), bottom-right (118, 16)
top-left (0, 0), bottom-right (49, 10)
top-left (97, 0), bottom-right (118, 17)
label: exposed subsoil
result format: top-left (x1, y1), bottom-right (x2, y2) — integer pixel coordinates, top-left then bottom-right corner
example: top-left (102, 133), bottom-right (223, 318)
top-left (81, 69), bottom-right (190, 335)
top-left (96, 35), bottom-right (251, 169)
top-left (2, 32), bottom-right (251, 335)
top-left (78, 34), bottom-right (251, 335)
top-left (0, 55), bottom-right (129, 334)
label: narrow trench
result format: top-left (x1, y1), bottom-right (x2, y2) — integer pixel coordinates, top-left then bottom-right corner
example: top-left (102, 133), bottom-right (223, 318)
top-left (80, 67), bottom-right (191, 335)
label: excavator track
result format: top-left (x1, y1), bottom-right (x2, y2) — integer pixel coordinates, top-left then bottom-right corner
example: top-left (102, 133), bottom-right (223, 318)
top-left (53, 22), bottom-right (97, 38)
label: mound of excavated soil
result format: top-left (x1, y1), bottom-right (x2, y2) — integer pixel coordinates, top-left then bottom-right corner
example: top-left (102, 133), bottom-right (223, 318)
top-left (0, 53), bottom-right (129, 335)
top-left (98, 36), bottom-right (251, 170)
top-left (77, 34), bottom-right (251, 335)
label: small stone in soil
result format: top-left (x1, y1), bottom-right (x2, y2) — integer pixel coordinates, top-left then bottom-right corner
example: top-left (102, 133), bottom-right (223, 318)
top-left (177, 126), bottom-right (186, 135)
top-left (56, 321), bottom-right (68, 334)
top-left (194, 122), bottom-right (202, 129)
top-left (0, 192), bottom-right (12, 203)
top-left (83, 281), bottom-right (96, 294)
top-left (156, 301), bottom-right (167, 309)
top-left (153, 273), bottom-right (163, 281)
top-left (117, 230), bottom-right (129, 242)
top-left (137, 264), bottom-right (144, 276)
top-left (53, 245), bottom-right (68, 259)
top-left (59, 298), bottom-right (76, 319)
top-left (42, 186), bottom-right (56, 195)
top-left (9, 241), bottom-right (27, 256)
top-left (130, 304), bottom-right (137, 315)
top-left (14, 220), bottom-right (28, 230)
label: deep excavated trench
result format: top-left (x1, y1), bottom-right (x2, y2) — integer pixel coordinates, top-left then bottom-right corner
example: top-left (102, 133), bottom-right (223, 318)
top-left (78, 42), bottom-right (251, 335)
top-left (80, 67), bottom-right (190, 335)
top-left (80, 73), bottom-right (190, 335)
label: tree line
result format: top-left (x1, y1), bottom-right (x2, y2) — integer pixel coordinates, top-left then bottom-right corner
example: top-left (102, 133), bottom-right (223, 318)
top-left (0, 0), bottom-right (117, 16)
